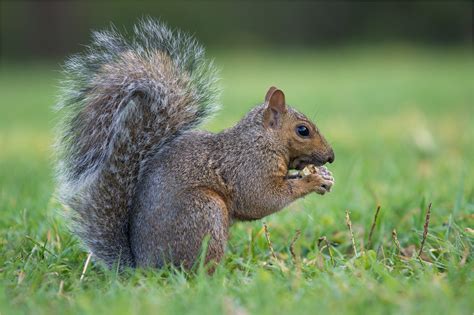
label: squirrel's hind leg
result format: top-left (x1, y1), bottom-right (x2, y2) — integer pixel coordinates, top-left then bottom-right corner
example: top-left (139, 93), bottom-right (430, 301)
top-left (131, 188), bottom-right (230, 272)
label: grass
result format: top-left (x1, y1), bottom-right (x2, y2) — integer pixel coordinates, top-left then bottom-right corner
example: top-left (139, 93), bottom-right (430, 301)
top-left (0, 46), bottom-right (473, 314)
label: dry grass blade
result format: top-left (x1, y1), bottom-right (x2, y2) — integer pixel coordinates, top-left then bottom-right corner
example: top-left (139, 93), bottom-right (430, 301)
top-left (289, 229), bottom-right (301, 264)
top-left (418, 202), bottom-right (432, 258)
top-left (80, 252), bottom-right (93, 281)
top-left (392, 229), bottom-right (401, 253)
top-left (367, 205), bottom-right (381, 249)
top-left (263, 222), bottom-right (277, 260)
top-left (345, 210), bottom-right (358, 256)
top-left (17, 270), bottom-right (25, 284)
top-left (57, 280), bottom-right (64, 296)
top-left (460, 244), bottom-right (469, 267)
top-left (318, 236), bottom-right (335, 266)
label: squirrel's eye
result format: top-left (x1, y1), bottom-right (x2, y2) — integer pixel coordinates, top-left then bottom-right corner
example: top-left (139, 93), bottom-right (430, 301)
top-left (296, 125), bottom-right (310, 137)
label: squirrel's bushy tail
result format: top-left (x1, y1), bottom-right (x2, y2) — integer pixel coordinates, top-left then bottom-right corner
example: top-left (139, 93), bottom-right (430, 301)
top-left (55, 18), bottom-right (220, 268)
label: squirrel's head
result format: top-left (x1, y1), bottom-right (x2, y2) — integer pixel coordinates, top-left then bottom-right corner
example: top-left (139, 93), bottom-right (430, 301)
top-left (262, 86), bottom-right (335, 170)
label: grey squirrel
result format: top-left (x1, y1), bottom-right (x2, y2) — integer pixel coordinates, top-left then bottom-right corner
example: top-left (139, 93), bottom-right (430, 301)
top-left (55, 18), bottom-right (335, 270)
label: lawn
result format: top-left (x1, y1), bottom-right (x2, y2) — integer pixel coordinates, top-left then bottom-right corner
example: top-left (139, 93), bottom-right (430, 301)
top-left (0, 46), bottom-right (473, 314)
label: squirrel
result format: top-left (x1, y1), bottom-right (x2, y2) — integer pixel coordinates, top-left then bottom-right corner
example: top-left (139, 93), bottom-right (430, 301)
top-left (55, 18), bottom-right (335, 271)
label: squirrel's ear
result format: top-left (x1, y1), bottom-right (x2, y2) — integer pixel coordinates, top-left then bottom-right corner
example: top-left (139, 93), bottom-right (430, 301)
top-left (263, 86), bottom-right (287, 129)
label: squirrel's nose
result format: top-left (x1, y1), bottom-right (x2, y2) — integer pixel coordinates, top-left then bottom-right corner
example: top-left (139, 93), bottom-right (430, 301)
top-left (326, 149), bottom-right (335, 164)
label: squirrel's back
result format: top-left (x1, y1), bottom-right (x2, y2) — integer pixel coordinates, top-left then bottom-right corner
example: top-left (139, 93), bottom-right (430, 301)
top-left (55, 18), bottom-right (220, 268)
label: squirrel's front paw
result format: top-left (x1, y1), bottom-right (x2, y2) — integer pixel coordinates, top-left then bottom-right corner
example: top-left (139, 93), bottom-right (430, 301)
top-left (305, 167), bottom-right (334, 195)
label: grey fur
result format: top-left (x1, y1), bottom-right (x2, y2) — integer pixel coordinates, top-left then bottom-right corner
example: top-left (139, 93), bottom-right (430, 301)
top-left (55, 18), bottom-right (334, 270)
top-left (55, 18), bottom-right (220, 267)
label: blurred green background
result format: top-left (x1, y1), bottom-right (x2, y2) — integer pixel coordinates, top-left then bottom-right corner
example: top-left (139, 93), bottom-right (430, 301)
top-left (0, 1), bottom-right (473, 315)
top-left (1, 1), bottom-right (472, 60)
